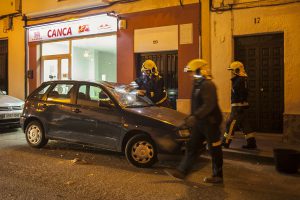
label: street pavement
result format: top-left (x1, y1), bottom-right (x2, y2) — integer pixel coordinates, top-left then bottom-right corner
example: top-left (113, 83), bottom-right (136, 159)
top-left (0, 128), bottom-right (299, 200)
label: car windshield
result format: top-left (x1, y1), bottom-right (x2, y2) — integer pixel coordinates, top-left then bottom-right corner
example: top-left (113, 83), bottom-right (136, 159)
top-left (106, 84), bottom-right (154, 108)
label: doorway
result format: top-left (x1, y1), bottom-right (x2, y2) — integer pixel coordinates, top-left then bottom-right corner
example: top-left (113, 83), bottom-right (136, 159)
top-left (136, 51), bottom-right (178, 109)
top-left (0, 39), bottom-right (8, 93)
top-left (234, 33), bottom-right (284, 133)
top-left (42, 56), bottom-right (70, 82)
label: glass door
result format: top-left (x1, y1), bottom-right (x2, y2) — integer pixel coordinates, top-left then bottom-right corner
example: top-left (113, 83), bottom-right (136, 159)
top-left (42, 57), bottom-right (70, 82)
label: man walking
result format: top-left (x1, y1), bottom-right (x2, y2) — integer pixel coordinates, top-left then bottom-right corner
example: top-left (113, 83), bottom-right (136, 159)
top-left (164, 59), bottom-right (223, 184)
top-left (222, 61), bottom-right (257, 149)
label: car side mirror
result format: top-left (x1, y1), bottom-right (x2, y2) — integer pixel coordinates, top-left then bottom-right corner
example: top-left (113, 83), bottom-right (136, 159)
top-left (99, 100), bottom-right (114, 108)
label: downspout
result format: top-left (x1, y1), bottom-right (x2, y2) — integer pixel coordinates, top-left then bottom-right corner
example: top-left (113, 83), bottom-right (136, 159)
top-left (23, 15), bottom-right (28, 98)
top-left (199, 0), bottom-right (202, 58)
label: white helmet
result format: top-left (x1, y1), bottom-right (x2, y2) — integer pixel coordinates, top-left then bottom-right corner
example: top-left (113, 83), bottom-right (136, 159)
top-left (228, 61), bottom-right (248, 77)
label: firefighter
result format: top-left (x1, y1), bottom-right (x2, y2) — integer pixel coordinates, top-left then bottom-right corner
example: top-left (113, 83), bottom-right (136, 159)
top-left (164, 59), bottom-right (223, 184)
top-left (222, 61), bottom-right (257, 149)
top-left (135, 59), bottom-right (170, 107)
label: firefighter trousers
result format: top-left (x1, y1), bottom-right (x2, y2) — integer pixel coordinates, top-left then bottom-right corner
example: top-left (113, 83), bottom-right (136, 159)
top-left (177, 123), bottom-right (223, 178)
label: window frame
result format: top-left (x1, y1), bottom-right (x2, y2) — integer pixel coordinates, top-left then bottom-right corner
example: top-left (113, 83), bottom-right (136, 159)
top-left (45, 83), bottom-right (76, 105)
top-left (76, 83), bottom-right (115, 109)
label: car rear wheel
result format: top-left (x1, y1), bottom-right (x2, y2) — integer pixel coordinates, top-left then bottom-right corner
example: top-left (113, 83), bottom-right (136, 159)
top-left (125, 134), bottom-right (157, 168)
top-left (25, 121), bottom-right (48, 148)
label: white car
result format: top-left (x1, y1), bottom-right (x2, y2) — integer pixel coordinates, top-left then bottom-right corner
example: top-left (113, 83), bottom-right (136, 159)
top-left (0, 90), bottom-right (24, 128)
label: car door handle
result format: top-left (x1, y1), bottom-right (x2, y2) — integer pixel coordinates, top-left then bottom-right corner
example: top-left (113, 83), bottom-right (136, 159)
top-left (72, 108), bottom-right (81, 113)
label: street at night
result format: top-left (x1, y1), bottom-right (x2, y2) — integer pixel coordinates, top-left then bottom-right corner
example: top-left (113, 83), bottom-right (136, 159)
top-left (0, 128), bottom-right (299, 200)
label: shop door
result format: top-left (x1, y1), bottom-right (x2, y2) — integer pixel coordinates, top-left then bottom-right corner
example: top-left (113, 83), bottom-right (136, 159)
top-left (136, 51), bottom-right (178, 109)
top-left (234, 33), bottom-right (284, 133)
top-left (0, 40), bottom-right (8, 92)
top-left (42, 57), bottom-right (70, 82)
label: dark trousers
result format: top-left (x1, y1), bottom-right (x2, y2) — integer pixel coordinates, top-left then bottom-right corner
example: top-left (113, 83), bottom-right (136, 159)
top-left (225, 106), bottom-right (252, 135)
top-left (177, 124), bottom-right (223, 178)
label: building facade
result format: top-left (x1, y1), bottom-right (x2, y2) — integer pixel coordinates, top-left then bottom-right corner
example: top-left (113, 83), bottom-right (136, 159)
top-left (211, 0), bottom-right (300, 142)
top-left (0, 0), bottom-right (300, 142)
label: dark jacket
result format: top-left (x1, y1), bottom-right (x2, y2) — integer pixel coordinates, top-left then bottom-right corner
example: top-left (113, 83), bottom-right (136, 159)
top-left (231, 76), bottom-right (248, 104)
top-left (191, 77), bottom-right (223, 126)
top-left (135, 74), bottom-right (167, 105)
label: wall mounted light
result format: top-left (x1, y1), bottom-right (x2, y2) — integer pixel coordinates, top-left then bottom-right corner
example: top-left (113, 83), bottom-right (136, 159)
top-left (118, 19), bottom-right (127, 30)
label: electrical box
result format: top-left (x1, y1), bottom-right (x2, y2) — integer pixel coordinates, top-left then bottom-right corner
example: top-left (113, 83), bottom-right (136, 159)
top-left (15, 0), bottom-right (21, 12)
top-left (0, 0), bottom-right (21, 15)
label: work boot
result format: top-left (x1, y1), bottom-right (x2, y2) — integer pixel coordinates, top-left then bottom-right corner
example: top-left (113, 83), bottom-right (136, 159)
top-left (242, 137), bottom-right (257, 149)
top-left (164, 169), bottom-right (186, 180)
top-left (203, 176), bottom-right (223, 184)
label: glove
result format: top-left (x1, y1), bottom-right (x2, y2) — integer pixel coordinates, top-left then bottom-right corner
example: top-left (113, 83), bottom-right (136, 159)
top-left (137, 90), bottom-right (146, 96)
top-left (184, 115), bottom-right (197, 128)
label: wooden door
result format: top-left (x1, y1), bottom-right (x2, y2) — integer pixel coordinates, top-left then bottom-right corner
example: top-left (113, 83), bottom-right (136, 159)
top-left (235, 33), bottom-right (284, 133)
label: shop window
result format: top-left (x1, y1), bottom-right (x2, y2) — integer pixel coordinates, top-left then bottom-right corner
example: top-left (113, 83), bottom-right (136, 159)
top-left (42, 41), bottom-right (69, 56)
top-left (71, 35), bottom-right (116, 82)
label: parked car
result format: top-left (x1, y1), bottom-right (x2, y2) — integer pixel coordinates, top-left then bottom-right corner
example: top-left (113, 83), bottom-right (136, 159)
top-left (20, 80), bottom-right (190, 167)
top-left (0, 90), bottom-right (24, 129)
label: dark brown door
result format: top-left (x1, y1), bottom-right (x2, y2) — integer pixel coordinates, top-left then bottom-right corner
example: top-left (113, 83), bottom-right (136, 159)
top-left (136, 51), bottom-right (178, 109)
top-left (234, 33), bottom-right (284, 133)
top-left (0, 39), bottom-right (8, 93)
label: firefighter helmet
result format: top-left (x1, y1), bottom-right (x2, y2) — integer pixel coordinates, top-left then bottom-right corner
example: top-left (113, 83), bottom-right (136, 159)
top-left (227, 61), bottom-right (248, 77)
top-left (141, 60), bottom-right (158, 75)
top-left (184, 59), bottom-right (211, 79)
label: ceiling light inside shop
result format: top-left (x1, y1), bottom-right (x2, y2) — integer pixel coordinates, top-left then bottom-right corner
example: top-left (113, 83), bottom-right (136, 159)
top-left (84, 50), bottom-right (90, 58)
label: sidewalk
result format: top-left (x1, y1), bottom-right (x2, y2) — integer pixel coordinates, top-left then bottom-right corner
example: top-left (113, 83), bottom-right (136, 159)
top-left (222, 132), bottom-right (300, 164)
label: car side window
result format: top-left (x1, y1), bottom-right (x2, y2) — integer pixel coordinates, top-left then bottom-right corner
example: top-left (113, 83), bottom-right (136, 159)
top-left (47, 84), bottom-right (74, 104)
top-left (77, 85), bottom-right (113, 108)
top-left (30, 84), bottom-right (51, 100)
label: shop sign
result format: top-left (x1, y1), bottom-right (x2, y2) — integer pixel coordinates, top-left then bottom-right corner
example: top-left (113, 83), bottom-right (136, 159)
top-left (28, 14), bottom-right (117, 42)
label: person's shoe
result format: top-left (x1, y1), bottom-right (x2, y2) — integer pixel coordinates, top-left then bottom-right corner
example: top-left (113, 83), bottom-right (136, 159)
top-left (164, 169), bottom-right (186, 180)
top-left (242, 144), bottom-right (257, 149)
top-left (203, 176), bottom-right (223, 184)
top-left (243, 137), bottom-right (257, 149)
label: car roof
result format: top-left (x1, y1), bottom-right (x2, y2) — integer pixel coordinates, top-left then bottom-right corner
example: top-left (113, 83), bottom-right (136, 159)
top-left (42, 80), bottom-right (125, 90)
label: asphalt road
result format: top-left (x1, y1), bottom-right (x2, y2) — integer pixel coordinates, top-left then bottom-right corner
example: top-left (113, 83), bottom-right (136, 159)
top-left (0, 128), bottom-right (299, 200)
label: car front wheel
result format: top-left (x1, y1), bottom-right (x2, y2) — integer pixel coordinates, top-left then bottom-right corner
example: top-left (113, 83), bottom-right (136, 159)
top-left (25, 121), bottom-right (48, 148)
top-left (125, 134), bottom-right (158, 168)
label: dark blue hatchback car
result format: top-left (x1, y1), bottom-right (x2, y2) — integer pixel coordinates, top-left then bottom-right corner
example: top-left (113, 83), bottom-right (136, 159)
top-left (20, 80), bottom-right (190, 167)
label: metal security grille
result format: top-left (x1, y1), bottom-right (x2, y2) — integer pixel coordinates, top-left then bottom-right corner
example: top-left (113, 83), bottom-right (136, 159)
top-left (136, 51), bottom-right (178, 109)
top-left (234, 33), bottom-right (284, 133)
top-left (0, 40), bottom-right (8, 93)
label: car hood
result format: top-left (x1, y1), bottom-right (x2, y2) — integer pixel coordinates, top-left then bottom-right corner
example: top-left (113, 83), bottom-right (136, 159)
top-left (0, 95), bottom-right (24, 106)
top-left (124, 106), bottom-right (188, 127)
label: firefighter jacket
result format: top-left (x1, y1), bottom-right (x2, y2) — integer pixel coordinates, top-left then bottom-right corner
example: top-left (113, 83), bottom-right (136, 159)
top-left (191, 77), bottom-right (223, 134)
top-left (230, 76), bottom-right (249, 106)
top-left (135, 74), bottom-right (167, 105)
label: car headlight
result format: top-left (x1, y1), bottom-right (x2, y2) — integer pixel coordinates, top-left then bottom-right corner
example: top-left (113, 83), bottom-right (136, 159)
top-left (178, 129), bottom-right (190, 137)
